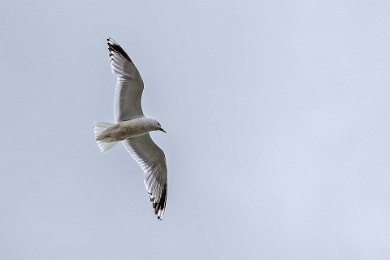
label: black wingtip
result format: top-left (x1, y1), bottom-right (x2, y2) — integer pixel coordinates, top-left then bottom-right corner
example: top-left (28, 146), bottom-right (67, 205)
top-left (151, 183), bottom-right (167, 220)
top-left (106, 38), bottom-right (132, 62)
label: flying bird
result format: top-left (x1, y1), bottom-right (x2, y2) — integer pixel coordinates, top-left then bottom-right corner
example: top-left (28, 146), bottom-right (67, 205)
top-left (94, 38), bottom-right (167, 220)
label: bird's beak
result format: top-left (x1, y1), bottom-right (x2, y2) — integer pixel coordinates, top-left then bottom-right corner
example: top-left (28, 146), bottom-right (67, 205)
top-left (159, 127), bottom-right (166, 133)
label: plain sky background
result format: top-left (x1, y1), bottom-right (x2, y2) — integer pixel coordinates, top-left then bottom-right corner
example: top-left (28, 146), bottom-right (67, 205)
top-left (1, 0), bottom-right (390, 259)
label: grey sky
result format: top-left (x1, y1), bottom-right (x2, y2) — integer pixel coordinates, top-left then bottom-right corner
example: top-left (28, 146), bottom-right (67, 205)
top-left (1, 0), bottom-right (390, 259)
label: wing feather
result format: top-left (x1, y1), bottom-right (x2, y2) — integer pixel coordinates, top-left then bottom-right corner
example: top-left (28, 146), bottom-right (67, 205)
top-left (107, 38), bottom-right (144, 121)
top-left (124, 135), bottom-right (168, 220)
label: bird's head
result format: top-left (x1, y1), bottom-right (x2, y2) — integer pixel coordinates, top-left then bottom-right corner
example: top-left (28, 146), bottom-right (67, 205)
top-left (153, 120), bottom-right (166, 133)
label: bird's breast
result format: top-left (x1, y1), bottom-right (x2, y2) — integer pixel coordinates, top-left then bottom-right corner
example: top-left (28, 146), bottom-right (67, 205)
top-left (116, 121), bottom-right (148, 139)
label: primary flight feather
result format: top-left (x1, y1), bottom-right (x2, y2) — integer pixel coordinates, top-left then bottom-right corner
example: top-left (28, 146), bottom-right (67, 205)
top-left (94, 38), bottom-right (167, 220)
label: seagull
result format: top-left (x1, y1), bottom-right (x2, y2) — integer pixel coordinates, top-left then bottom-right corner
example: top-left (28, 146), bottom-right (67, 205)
top-left (94, 38), bottom-right (167, 220)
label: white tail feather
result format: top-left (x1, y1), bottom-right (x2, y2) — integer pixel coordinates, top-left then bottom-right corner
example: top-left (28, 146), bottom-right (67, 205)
top-left (93, 122), bottom-right (117, 154)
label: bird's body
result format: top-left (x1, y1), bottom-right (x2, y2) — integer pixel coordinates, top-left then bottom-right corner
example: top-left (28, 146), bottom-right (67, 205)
top-left (94, 38), bottom-right (168, 220)
top-left (96, 117), bottom-right (164, 142)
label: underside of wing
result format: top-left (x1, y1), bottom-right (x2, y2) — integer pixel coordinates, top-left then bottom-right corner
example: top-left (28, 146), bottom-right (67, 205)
top-left (123, 134), bottom-right (167, 220)
top-left (107, 38), bottom-right (144, 121)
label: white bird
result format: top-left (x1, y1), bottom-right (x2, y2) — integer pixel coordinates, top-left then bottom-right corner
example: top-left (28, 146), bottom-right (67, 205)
top-left (94, 38), bottom-right (167, 220)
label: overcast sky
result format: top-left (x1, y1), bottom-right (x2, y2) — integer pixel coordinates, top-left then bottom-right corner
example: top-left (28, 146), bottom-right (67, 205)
top-left (1, 0), bottom-right (390, 259)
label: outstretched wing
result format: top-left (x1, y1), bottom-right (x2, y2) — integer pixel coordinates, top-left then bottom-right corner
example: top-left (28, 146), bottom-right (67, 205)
top-left (124, 135), bottom-right (168, 220)
top-left (107, 38), bottom-right (144, 122)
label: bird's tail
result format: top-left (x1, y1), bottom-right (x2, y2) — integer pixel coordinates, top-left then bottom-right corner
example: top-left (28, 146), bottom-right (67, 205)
top-left (93, 121), bottom-right (117, 154)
